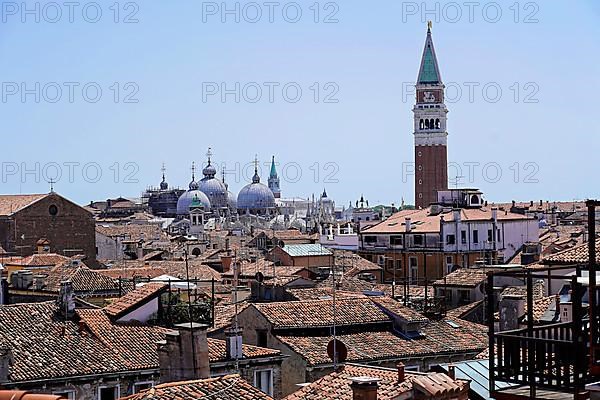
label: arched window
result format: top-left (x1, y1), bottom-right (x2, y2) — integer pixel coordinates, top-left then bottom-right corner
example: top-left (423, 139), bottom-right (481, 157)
top-left (424, 119), bottom-right (430, 129)
top-left (419, 119), bottom-right (424, 129)
top-left (435, 119), bottom-right (440, 129)
top-left (430, 119), bottom-right (434, 129)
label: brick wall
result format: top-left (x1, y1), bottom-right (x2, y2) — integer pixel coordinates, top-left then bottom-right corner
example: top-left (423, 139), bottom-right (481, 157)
top-left (1, 194), bottom-right (96, 264)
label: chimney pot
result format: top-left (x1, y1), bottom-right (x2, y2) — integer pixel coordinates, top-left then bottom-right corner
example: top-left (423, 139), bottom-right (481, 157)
top-left (396, 362), bottom-right (405, 383)
top-left (57, 281), bottom-right (75, 319)
top-left (225, 327), bottom-right (244, 360)
top-left (349, 376), bottom-right (380, 400)
top-left (405, 218), bottom-right (412, 233)
top-left (447, 364), bottom-right (456, 379)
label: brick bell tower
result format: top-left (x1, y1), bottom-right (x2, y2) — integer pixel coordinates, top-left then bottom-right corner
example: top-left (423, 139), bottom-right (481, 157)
top-left (414, 22), bottom-right (448, 209)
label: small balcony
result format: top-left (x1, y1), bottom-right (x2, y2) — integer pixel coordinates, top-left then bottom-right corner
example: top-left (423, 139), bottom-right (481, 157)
top-left (488, 267), bottom-right (597, 400)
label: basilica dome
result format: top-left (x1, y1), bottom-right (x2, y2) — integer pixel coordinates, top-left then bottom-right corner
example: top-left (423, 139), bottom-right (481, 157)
top-left (199, 156), bottom-right (228, 210)
top-left (237, 167), bottom-right (275, 214)
top-left (177, 189), bottom-right (210, 216)
top-left (225, 183), bottom-right (237, 210)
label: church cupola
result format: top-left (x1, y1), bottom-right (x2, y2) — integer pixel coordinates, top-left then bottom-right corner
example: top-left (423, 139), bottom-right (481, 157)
top-left (189, 162), bottom-right (199, 190)
top-left (160, 163), bottom-right (169, 191)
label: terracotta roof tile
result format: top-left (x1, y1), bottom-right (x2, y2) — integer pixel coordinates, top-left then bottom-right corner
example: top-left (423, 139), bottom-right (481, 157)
top-left (210, 303), bottom-right (250, 333)
top-left (95, 224), bottom-right (165, 241)
top-left (334, 251), bottom-right (382, 277)
top-left (283, 364), bottom-right (467, 400)
top-left (97, 267), bottom-right (167, 280)
top-left (543, 238), bottom-right (600, 265)
top-left (370, 296), bottom-right (429, 323)
top-left (43, 261), bottom-right (120, 295)
top-left (0, 194), bottom-right (48, 216)
top-left (432, 268), bottom-right (487, 287)
top-left (254, 297), bottom-right (390, 329)
top-left (104, 283), bottom-right (167, 318)
top-left (364, 207), bottom-right (531, 235)
top-left (6, 253), bottom-right (69, 267)
top-left (286, 287), bottom-right (367, 301)
top-left (121, 374), bottom-right (273, 400)
top-left (109, 260), bottom-right (221, 281)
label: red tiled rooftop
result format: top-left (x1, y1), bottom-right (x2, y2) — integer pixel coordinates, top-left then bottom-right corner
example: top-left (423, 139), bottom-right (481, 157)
top-left (432, 268), bottom-right (487, 287)
top-left (283, 364), bottom-right (467, 400)
top-left (254, 297), bottom-right (390, 329)
top-left (121, 374), bottom-right (273, 400)
top-left (0, 194), bottom-right (48, 216)
top-left (104, 283), bottom-right (167, 318)
top-left (543, 238), bottom-right (600, 265)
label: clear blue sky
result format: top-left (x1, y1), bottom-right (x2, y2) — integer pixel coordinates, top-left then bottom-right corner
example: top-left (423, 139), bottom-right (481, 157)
top-left (0, 0), bottom-right (598, 206)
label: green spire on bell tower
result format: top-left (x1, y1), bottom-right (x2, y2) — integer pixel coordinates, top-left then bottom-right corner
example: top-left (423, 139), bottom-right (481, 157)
top-left (417, 21), bottom-right (442, 84)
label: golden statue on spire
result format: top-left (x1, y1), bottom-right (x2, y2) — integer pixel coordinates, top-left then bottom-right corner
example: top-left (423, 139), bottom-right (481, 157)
top-left (427, 20), bottom-right (432, 31)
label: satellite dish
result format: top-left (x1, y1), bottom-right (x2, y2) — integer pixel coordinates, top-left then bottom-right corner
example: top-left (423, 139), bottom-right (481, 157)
top-left (327, 338), bottom-right (348, 363)
top-left (255, 272), bottom-right (265, 283)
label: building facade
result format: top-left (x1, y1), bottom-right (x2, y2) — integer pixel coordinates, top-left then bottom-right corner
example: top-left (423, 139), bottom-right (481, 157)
top-left (359, 189), bottom-right (539, 283)
top-left (0, 193), bottom-right (96, 263)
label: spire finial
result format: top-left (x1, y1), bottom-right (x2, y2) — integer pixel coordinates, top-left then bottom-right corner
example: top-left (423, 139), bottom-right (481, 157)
top-left (48, 178), bottom-right (56, 193)
top-left (161, 163), bottom-right (166, 181)
top-left (252, 155), bottom-right (260, 184)
top-left (427, 20), bottom-right (432, 32)
top-left (206, 147), bottom-right (213, 165)
top-left (191, 161), bottom-right (196, 180)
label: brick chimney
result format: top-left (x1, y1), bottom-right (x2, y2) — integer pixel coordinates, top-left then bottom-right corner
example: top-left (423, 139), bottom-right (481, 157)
top-left (221, 255), bottom-right (233, 273)
top-left (396, 362), bottom-right (405, 383)
top-left (57, 281), bottom-right (75, 319)
top-left (0, 346), bottom-right (13, 383)
top-left (158, 323), bottom-right (210, 383)
top-left (225, 327), bottom-right (243, 360)
top-left (349, 377), bottom-right (380, 400)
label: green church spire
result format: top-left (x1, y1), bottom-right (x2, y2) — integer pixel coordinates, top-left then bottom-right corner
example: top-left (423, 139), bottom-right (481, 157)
top-left (270, 155), bottom-right (277, 178)
top-left (417, 21), bottom-right (442, 84)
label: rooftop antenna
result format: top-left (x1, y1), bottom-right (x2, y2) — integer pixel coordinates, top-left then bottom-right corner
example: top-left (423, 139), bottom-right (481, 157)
top-left (183, 249), bottom-right (198, 376)
top-left (451, 175), bottom-right (464, 189)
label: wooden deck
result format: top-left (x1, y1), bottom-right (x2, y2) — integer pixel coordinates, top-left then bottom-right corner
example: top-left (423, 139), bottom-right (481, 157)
top-left (493, 386), bottom-right (589, 400)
